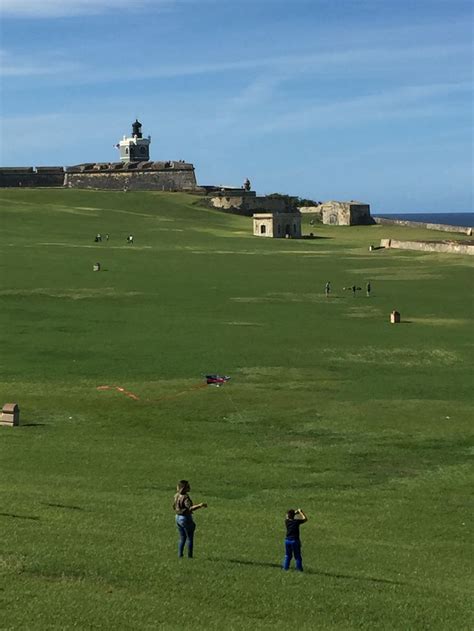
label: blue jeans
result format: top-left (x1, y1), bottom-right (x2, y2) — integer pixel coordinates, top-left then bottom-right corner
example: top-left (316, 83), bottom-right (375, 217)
top-left (283, 538), bottom-right (303, 571)
top-left (176, 515), bottom-right (196, 558)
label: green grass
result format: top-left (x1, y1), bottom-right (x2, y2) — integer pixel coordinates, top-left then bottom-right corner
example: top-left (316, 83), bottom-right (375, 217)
top-left (0, 189), bottom-right (472, 630)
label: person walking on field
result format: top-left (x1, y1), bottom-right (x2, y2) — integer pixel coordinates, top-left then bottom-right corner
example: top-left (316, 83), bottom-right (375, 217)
top-left (325, 281), bottom-right (331, 297)
top-left (366, 281), bottom-right (371, 297)
top-left (282, 508), bottom-right (307, 572)
top-left (173, 480), bottom-right (207, 558)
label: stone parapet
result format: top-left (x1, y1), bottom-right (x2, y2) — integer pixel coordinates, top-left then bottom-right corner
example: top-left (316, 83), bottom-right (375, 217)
top-left (209, 194), bottom-right (295, 216)
top-left (380, 238), bottom-right (474, 255)
top-left (0, 167), bottom-right (65, 188)
top-left (374, 217), bottom-right (472, 236)
top-left (65, 167), bottom-right (198, 191)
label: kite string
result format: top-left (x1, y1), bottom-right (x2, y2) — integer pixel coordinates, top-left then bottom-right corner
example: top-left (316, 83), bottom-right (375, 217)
top-left (96, 385), bottom-right (139, 400)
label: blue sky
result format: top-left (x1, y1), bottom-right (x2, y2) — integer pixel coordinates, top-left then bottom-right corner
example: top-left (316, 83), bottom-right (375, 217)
top-left (0, 0), bottom-right (472, 212)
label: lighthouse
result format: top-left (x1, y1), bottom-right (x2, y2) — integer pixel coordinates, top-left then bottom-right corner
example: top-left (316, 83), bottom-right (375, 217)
top-left (117, 119), bottom-right (151, 163)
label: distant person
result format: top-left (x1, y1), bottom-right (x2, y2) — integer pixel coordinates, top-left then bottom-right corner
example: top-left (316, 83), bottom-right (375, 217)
top-left (172, 480), bottom-right (207, 558)
top-left (325, 281), bottom-right (331, 297)
top-left (366, 281), bottom-right (371, 297)
top-left (282, 508), bottom-right (307, 572)
top-left (127, 234), bottom-right (134, 244)
top-left (95, 233), bottom-right (102, 243)
top-left (105, 233), bottom-right (109, 241)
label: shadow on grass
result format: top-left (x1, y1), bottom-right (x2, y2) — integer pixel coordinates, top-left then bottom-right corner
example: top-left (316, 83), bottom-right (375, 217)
top-left (0, 512), bottom-right (40, 521)
top-left (21, 422), bottom-right (47, 427)
top-left (222, 559), bottom-right (404, 584)
top-left (310, 569), bottom-right (404, 585)
top-left (42, 502), bottom-right (83, 511)
top-left (227, 559), bottom-right (281, 569)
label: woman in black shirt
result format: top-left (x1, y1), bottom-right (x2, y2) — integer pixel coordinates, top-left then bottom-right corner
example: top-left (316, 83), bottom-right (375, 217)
top-left (282, 508), bottom-right (307, 571)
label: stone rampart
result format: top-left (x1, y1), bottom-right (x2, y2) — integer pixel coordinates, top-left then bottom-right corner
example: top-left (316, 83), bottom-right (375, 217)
top-left (380, 238), bottom-right (474, 255)
top-left (0, 167), bottom-right (65, 188)
top-left (0, 161), bottom-right (198, 191)
top-left (374, 216), bottom-right (472, 236)
top-left (209, 193), bottom-right (294, 216)
top-left (65, 160), bottom-right (198, 191)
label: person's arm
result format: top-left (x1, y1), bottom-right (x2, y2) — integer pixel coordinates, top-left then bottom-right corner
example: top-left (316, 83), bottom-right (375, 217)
top-left (190, 502), bottom-right (207, 512)
top-left (295, 508), bottom-right (307, 522)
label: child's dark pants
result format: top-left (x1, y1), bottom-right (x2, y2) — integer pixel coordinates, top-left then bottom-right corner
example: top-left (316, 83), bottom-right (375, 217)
top-left (283, 538), bottom-right (303, 571)
top-left (176, 515), bottom-right (196, 558)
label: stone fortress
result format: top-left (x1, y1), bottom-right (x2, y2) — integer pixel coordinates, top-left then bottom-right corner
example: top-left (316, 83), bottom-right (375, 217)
top-left (298, 200), bottom-right (372, 226)
top-left (0, 118), bottom-right (372, 225)
top-left (1, 121), bottom-right (470, 251)
top-left (0, 120), bottom-right (197, 192)
top-left (0, 119), bottom-right (302, 223)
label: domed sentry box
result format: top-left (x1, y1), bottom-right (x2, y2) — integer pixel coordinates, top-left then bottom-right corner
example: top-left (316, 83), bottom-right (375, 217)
top-left (1, 403), bottom-right (20, 426)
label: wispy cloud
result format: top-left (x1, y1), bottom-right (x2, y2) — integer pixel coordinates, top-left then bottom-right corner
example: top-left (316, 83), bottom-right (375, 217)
top-left (1, 40), bottom-right (469, 83)
top-left (256, 82), bottom-right (472, 134)
top-left (0, 50), bottom-right (81, 77)
top-left (0, 0), bottom-right (159, 18)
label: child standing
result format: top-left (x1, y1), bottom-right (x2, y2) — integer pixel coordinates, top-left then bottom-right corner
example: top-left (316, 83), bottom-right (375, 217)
top-left (172, 480), bottom-right (207, 558)
top-left (282, 508), bottom-right (307, 571)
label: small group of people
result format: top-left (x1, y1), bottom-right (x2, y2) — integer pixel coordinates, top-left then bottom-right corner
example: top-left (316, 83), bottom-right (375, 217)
top-left (93, 233), bottom-right (133, 244)
top-left (173, 480), bottom-right (307, 571)
top-left (325, 281), bottom-right (371, 297)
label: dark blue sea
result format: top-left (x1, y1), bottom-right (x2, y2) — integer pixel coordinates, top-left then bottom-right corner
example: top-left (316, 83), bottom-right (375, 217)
top-left (374, 212), bottom-right (473, 227)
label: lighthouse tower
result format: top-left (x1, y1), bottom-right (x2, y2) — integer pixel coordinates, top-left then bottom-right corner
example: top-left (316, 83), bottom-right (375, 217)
top-left (117, 119), bottom-right (151, 163)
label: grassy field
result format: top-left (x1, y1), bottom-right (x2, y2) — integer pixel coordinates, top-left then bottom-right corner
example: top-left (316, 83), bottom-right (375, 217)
top-left (0, 189), bottom-right (472, 630)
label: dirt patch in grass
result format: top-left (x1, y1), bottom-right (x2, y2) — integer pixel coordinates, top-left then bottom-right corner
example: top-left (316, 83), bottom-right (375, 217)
top-left (0, 553), bottom-right (26, 573)
top-left (345, 305), bottom-right (383, 318)
top-left (231, 292), bottom-right (339, 304)
top-left (322, 347), bottom-right (458, 367)
top-left (409, 317), bottom-right (470, 326)
top-left (0, 288), bottom-right (142, 300)
top-left (34, 243), bottom-right (152, 250)
top-left (350, 266), bottom-right (443, 280)
top-left (224, 321), bottom-right (264, 327)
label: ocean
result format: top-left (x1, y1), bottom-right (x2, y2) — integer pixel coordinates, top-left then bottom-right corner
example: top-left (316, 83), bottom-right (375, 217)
top-left (373, 212), bottom-right (473, 228)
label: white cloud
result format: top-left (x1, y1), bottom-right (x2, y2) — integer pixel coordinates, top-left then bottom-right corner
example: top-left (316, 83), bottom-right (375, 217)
top-left (257, 82), bottom-right (472, 134)
top-left (2, 39), bottom-right (466, 84)
top-left (0, 0), bottom-right (159, 18)
top-left (0, 50), bottom-right (81, 76)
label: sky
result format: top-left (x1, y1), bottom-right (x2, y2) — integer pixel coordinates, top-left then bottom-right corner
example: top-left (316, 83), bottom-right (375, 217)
top-left (0, 0), bottom-right (472, 213)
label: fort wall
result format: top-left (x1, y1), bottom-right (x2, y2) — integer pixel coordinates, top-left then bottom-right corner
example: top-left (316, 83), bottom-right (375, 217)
top-left (65, 161), bottom-right (198, 191)
top-left (298, 201), bottom-right (372, 225)
top-left (374, 216), bottom-right (472, 236)
top-left (209, 193), bottom-right (294, 216)
top-left (0, 167), bottom-right (65, 188)
top-left (380, 238), bottom-right (474, 255)
top-left (65, 169), bottom-right (197, 191)
top-left (0, 162), bottom-right (198, 192)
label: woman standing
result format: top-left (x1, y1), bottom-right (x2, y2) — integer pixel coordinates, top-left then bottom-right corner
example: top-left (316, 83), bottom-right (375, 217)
top-left (282, 508), bottom-right (307, 571)
top-left (172, 480), bottom-right (207, 558)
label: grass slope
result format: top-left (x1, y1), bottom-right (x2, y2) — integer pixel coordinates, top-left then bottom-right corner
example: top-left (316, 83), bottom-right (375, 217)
top-left (0, 189), bottom-right (472, 630)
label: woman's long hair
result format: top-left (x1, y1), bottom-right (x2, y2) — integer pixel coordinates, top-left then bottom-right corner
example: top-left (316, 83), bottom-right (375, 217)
top-left (177, 480), bottom-right (190, 494)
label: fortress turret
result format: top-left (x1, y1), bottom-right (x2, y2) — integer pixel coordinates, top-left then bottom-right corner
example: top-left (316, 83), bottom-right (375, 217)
top-left (117, 119), bottom-right (151, 162)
